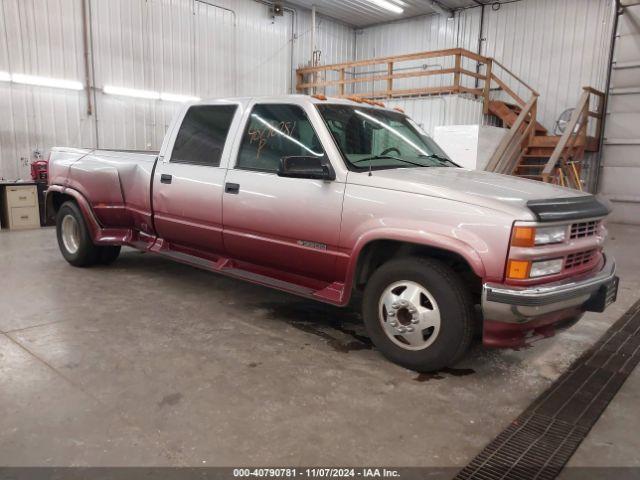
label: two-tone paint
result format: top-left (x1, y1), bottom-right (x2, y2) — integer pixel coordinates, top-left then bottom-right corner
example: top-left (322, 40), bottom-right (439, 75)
top-left (46, 95), bottom-right (614, 348)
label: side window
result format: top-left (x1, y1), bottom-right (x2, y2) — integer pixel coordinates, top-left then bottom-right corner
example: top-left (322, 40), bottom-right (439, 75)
top-left (236, 104), bottom-right (325, 172)
top-left (170, 105), bottom-right (237, 166)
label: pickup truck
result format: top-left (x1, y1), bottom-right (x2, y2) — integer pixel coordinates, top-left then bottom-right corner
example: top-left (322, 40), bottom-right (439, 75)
top-left (46, 95), bottom-right (619, 372)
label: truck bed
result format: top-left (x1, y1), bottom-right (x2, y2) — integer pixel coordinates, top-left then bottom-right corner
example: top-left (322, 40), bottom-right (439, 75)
top-left (49, 147), bottom-right (158, 233)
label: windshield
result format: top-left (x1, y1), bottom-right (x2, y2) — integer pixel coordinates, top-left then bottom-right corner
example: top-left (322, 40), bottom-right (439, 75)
top-left (316, 104), bottom-right (457, 171)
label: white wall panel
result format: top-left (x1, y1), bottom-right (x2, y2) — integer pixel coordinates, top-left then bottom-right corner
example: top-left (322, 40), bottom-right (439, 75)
top-left (599, 4), bottom-right (640, 224)
top-left (481, 0), bottom-right (614, 130)
top-left (353, 1), bottom-right (614, 132)
top-left (0, 0), bottom-right (616, 182)
top-left (351, 9), bottom-right (480, 96)
top-left (386, 95), bottom-right (485, 137)
top-left (0, 0), bottom-right (94, 180)
top-left (0, 0), bottom-right (355, 179)
top-left (293, 9), bottom-right (355, 68)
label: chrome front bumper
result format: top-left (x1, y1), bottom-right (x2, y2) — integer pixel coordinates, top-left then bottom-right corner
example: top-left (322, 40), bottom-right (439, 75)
top-left (482, 254), bottom-right (618, 324)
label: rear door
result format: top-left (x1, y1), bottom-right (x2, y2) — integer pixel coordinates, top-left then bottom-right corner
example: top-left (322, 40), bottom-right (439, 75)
top-left (222, 101), bottom-right (345, 282)
top-left (153, 103), bottom-right (240, 253)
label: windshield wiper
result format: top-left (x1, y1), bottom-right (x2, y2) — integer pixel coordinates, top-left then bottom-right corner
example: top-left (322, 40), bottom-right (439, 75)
top-left (352, 155), bottom-right (426, 168)
top-left (418, 153), bottom-right (456, 167)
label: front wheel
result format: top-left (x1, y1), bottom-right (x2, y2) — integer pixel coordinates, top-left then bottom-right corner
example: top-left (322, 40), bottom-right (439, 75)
top-left (362, 256), bottom-right (474, 372)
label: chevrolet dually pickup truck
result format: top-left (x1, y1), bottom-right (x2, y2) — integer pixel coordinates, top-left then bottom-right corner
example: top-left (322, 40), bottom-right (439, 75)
top-left (46, 95), bottom-right (619, 372)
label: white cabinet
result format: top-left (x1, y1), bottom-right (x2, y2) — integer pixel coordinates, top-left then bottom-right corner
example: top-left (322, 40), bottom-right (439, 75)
top-left (433, 125), bottom-right (508, 171)
top-left (2, 185), bottom-right (40, 230)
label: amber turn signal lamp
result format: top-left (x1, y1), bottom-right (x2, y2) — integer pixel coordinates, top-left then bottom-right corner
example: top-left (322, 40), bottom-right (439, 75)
top-left (511, 226), bottom-right (536, 247)
top-left (507, 260), bottom-right (531, 280)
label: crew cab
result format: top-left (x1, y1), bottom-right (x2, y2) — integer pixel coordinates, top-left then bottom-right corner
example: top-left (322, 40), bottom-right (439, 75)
top-left (46, 95), bottom-right (619, 372)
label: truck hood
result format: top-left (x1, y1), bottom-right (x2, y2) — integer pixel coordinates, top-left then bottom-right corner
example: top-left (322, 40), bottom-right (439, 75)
top-left (347, 167), bottom-right (587, 220)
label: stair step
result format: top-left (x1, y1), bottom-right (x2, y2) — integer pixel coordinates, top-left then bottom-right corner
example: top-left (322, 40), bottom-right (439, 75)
top-left (517, 174), bottom-right (544, 178)
top-left (521, 154), bottom-right (550, 158)
top-left (529, 136), bottom-right (562, 147)
top-left (487, 100), bottom-right (548, 134)
top-left (517, 164), bottom-right (546, 168)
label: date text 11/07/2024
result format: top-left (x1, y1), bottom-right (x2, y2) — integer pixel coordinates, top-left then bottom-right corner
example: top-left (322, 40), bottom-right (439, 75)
top-left (233, 468), bottom-right (401, 478)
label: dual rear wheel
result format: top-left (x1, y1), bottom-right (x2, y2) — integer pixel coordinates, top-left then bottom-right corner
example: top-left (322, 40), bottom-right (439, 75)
top-left (56, 201), bottom-right (121, 267)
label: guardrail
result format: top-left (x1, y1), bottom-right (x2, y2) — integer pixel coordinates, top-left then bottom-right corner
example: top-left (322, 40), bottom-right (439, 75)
top-left (297, 48), bottom-right (535, 106)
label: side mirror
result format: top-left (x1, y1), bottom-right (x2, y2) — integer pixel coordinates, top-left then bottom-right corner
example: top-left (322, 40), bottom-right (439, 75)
top-left (277, 156), bottom-right (335, 181)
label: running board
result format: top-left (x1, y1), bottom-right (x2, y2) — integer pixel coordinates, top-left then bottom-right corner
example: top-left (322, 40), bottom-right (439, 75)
top-left (152, 247), bottom-right (333, 301)
top-left (224, 268), bottom-right (315, 296)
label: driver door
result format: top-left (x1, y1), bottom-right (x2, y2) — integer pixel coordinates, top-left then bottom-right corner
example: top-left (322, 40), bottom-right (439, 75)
top-left (222, 102), bottom-right (345, 282)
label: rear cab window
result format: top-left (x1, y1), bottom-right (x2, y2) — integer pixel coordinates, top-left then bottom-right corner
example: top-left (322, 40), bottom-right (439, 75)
top-left (171, 105), bottom-right (237, 166)
top-left (235, 103), bottom-right (325, 173)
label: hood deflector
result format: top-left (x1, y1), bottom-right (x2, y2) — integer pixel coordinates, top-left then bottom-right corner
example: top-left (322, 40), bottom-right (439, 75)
top-left (527, 196), bottom-right (610, 222)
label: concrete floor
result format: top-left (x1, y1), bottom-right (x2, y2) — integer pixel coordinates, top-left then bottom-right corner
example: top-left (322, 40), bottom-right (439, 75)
top-left (1, 224), bottom-right (639, 468)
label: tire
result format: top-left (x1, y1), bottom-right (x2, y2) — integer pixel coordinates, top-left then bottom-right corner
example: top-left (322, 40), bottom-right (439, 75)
top-left (97, 245), bottom-right (121, 265)
top-left (362, 256), bottom-right (474, 372)
top-left (56, 201), bottom-right (100, 267)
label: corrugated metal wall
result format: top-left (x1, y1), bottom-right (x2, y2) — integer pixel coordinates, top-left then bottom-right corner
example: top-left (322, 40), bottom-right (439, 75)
top-left (0, 0), bottom-right (94, 180)
top-left (0, 0), bottom-right (355, 180)
top-left (598, 4), bottom-right (640, 225)
top-left (354, 0), bottom-right (614, 134)
top-left (480, 0), bottom-right (614, 131)
top-left (385, 95), bottom-right (485, 137)
top-left (0, 0), bottom-right (615, 182)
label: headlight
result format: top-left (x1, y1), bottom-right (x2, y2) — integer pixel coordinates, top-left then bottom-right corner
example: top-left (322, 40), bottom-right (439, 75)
top-left (512, 225), bottom-right (567, 247)
top-left (529, 258), bottom-right (564, 277)
top-left (507, 258), bottom-right (564, 279)
top-left (535, 226), bottom-right (566, 245)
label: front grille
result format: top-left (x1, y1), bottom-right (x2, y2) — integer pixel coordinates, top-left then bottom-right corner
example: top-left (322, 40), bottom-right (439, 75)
top-left (570, 220), bottom-right (599, 239)
top-left (565, 249), bottom-right (595, 269)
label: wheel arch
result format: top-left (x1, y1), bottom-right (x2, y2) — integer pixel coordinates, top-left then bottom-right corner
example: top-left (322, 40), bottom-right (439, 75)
top-left (346, 231), bottom-right (486, 304)
top-left (46, 186), bottom-right (102, 241)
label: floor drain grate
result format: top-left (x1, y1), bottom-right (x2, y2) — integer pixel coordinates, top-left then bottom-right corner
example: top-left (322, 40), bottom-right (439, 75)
top-left (456, 299), bottom-right (640, 480)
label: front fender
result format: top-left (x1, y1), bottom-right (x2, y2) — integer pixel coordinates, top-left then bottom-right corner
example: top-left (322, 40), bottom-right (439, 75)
top-left (350, 228), bottom-right (487, 279)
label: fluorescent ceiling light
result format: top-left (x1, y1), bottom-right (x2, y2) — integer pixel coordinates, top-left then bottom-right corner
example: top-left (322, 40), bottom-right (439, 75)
top-left (103, 85), bottom-right (160, 100)
top-left (0, 71), bottom-right (11, 82)
top-left (367, 0), bottom-right (403, 14)
top-left (104, 85), bottom-right (199, 102)
top-left (160, 92), bottom-right (200, 103)
top-left (11, 73), bottom-right (83, 90)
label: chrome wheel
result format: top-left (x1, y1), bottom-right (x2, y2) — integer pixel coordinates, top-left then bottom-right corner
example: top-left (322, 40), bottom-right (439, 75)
top-left (378, 280), bottom-right (441, 351)
top-left (61, 214), bottom-right (80, 255)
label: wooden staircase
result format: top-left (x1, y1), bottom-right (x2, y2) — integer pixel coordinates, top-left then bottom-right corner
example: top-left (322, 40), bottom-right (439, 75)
top-left (485, 89), bottom-right (605, 191)
top-left (295, 48), bottom-right (606, 191)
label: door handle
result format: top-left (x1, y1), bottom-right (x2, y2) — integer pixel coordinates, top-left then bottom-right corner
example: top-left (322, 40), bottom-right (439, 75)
top-left (160, 174), bottom-right (172, 184)
top-left (225, 182), bottom-right (240, 194)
